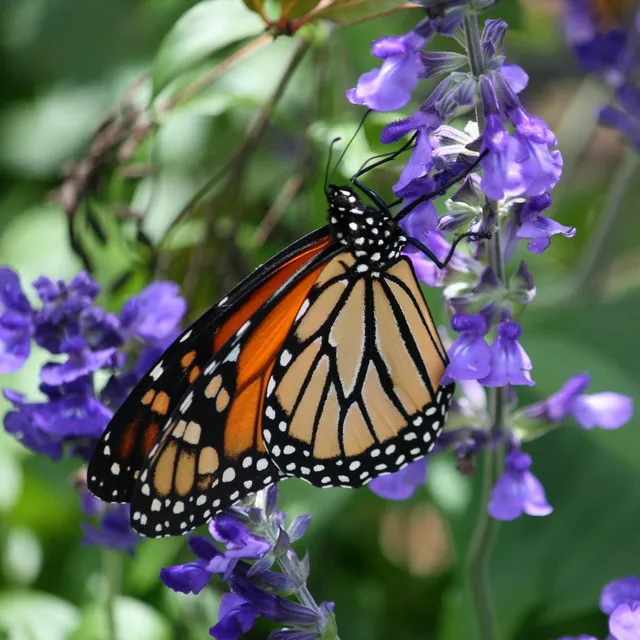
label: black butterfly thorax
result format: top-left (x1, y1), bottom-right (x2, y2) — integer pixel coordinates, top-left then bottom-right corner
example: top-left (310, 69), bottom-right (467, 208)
top-left (327, 186), bottom-right (407, 270)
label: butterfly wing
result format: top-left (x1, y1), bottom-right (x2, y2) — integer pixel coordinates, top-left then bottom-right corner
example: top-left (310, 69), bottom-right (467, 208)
top-left (262, 255), bottom-right (454, 488)
top-left (128, 245), bottom-right (345, 536)
top-left (87, 228), bottom-right (332, 504)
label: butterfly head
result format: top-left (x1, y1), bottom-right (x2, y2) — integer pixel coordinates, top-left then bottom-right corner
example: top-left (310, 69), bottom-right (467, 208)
top-left (327, 185), bottom-right (406, 267)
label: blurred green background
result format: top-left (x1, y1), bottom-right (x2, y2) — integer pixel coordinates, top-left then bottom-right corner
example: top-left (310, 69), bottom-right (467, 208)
top-left (1, 0), bottom-right (639, 639)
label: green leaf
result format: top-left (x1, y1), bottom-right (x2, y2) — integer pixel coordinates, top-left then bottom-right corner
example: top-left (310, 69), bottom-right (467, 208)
top-left (152, 0), bottom-right (265, 96)
top-left (0, 591), bottom-right (80, 640)
top-left (308, 0), bottom-right (410, 25)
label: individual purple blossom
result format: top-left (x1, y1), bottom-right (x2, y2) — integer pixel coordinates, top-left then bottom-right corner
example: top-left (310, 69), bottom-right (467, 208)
top-left (511, 193), bottom-right (576, 255)
top-left (479, 320), bottom-right (534, 387)
top-left (3, 377), bottom-right (112, 460)
top-left (445, 313), bottom-right (491, 382)
top-left (369, 457), bottom-right (427, 500)
top-left (0, 267), bottom-right (34, 373)
top-left (488, 450), bottom-right (552, 521)
top-left (522, 373), bottom-right (633, 431)
top-left (347, 31), bottom-right (427, 112)
top-left (80, 490), bottom-right (140, 554)
top-left (119, 281), bottom-right (186, 343)
top-left (601, 576), bottom-right (640, 615)
top-left (609, 602), bottom-right (640, 640)
top-left (211, 593), bottom-right (260, 640)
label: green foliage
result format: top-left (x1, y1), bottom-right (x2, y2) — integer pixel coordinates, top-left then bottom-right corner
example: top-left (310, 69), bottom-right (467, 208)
top-left (1, 0), bottom-right (640, 639)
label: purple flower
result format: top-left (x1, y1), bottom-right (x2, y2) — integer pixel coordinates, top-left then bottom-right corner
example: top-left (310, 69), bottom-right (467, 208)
top-left (445, 313), bottom-right (491, 382)
top-left (609, 602), bottom-right (640, 640)
top-left (347, 31), bottom-right (427, 111)
top-left (488, 450), bottom-right (552, 521)
top-left (393, 128), bottom-right (435, 198)
top-left (601, 576), bottom-right (640, 615)
top-left (479, 320), bottom-right (534, 387)
top-left (523, 373), bottom-right (632, 430)
top-left (40, 336), bottom-right (116, 385)
top-left (209, 514), bottom-right (272, 578)
top-left (3, 377), bottom-right (112, 460)
top-left (80, 492), bottom-right (139, 554)
top-left (514, 193), bottom-right (576, 254)
top-left (210, 593), bottom-right (260, 640)
top-left (564, 0), bottom-right (628, 75)
top-left (160, 535), bottom-right (222, 594)
top-left (0, 268), bottom-right (34, 373)
top-left (369, 458), bottom-right (427, 500)
top-left (119, 281), bottom-right (186, 343)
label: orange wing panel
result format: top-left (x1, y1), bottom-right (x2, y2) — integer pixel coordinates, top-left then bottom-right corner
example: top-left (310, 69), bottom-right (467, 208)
top-left (213, 238), bottom-right (331, 353)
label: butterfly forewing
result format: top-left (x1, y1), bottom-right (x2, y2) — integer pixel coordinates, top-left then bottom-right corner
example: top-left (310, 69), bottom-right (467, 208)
top-left (262, 256), bottom-right (454, 487)
top-left (88, 229), bottom-right (332, 506)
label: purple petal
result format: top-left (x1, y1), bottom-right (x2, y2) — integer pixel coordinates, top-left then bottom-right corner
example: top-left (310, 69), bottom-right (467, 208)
top-left (210, 594), bottom-right (259, 640)
top-left (368, 458), bottom-right (427, 500)
top-left (160, 560), bottom-right (213, 594)
top-left (500, 63), bottom-right (529, 94)
top-left (120, 282), bottom-right (186, 343)
top-left (571, 393), bottom-right (633, 430)
top-left (393, 129), bottom-right (434, 197)
top-left (479, 321), bottom-right (534, 388)
top-left (609, 602), bottom-right (640, 640)
top-left (601, 576), bottom-right (640, 615)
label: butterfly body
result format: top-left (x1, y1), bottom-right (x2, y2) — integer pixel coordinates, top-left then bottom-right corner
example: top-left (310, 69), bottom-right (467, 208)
top-left (88, 185), bottom-right (453, 537)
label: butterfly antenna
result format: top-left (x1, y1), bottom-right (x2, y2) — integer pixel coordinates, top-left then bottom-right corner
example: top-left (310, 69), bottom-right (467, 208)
top-left (327, 109), bottom-right (372, 188)
top-left (350, 132), bottom-right (418, 184)
top-left (324, 137), bottom-right (342, 196)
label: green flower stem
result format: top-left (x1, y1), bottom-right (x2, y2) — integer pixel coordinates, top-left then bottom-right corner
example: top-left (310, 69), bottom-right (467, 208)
top-left (103, 549), bottom-right (122, 640)
top-left (462, 12), bottom-right (504, 640)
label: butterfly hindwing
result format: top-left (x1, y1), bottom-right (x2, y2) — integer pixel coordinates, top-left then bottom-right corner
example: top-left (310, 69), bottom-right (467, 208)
top-left (128, 245), bottom-right (342, 536)
top-left (262, 255), bottom-right (454, 488)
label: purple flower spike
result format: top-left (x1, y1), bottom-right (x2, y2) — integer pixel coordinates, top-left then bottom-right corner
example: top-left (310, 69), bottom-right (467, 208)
top-left (480, 321), bottom-right (534, 388)
top-left (347, 32), bottom-right (427, 111)
top-left (488, 450), bottom-right (553, 521)
top-left (210, 593), bottom-right (259, 640)
top-left (572, 392), bottom-right (633, 430)
top-left (609, 602), bottom-right (640, 640)
top-left (445, 313), bottom-right (491, 382)
top-left (119, 282), bottom-right (186, 343)
top-left (0, 268), bottom-right (34, 373)
top-left (601, 576), bottom-right (640, 615)
top-left (369, 458), bottom-right (427, 500)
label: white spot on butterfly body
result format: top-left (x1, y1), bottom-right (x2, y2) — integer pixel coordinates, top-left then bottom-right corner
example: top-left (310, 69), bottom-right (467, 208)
top-left (179, 330), bottom-right (192, 343)
top-left (242, 456), bottom-right (253, 468)
top-left (349, 461), bottom-right (361, 471)
top-left (133, 512), bottom-right (140, 521)
top-left (103, 445), bottom-right (111, 456)
top-left (413, 416), bottom-right (423, 425)
top-left (244, 480), bottom-right (253, 489)
top-left (263, 429), bottom-right (272, 443)
top-left (283, 445), bottom-right (295, 455)
top-left (356, 264), bottom-right (369, 273)
top-left (271, 445), bottom-right (281, 456)
top-left (286, 462), bottom-right (296, 471)
top-left (256, 459), bottom-right (269, 472)
top-left (265, 406), bottom-right (276, 420)
top-left (196, 495), bottom-right (207, 506)
top-left (385, 444), bottom-right (396, 455)
top-left (349, 222), bottom-right (358, 231)
top-left (267, 377), bottom-right (276, 397)
top-left (141, 484), bottom-right (150, 496)
top-left (110, 463), bottom-right (120, 475)
top-left (410, 448), bottom-right (421, 456)
top-left (375, 463), bottom-right (387, 471)
top-left (370, 448), bottom-right (381, 458)
top-left (225, 345), bottom-right (240, 363)
top-left (222, 468), bottom-right (236, 483)
top-left (313, 464), bottom-right (325, 472)
top-left (354, 237), bottom-right (365, 246)
top-left (280, 350), bottom-right (292, 366)
top-left (404, 432), bottom-right (417, 441)
top-left (321, 476), bottom-right (331, 484)
top-left (338, 475), bottom-right (349, 483)
top-left (423, 432), bottom-right (432, 443)
top-left (218, 296), bottom-right (229, 307)
top-left (278, 421), bottom-right (287, 432)
top-left (230, 491), bottom-right (240, 501)
top-left (140, 515), bottom-right (148, 526)
top-left (151, 499), bottom-right (161, 512)
top-left (425, 407), bottom-right (436, 416)
top-left (396, 455), bottom-right (406, 465)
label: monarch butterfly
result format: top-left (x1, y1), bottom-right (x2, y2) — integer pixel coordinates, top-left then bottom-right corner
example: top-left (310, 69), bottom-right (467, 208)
top-left (87, 152), bottom-right (482, 538)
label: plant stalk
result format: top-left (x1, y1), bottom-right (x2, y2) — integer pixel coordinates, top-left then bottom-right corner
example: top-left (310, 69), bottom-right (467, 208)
top-left (463, 12), bottom-right (503, 640)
